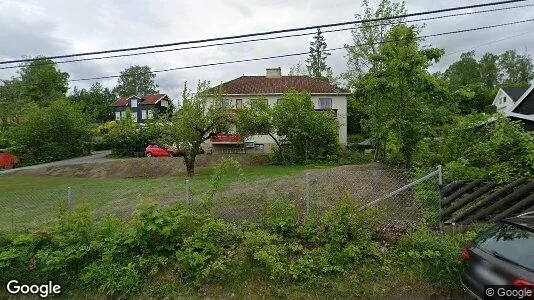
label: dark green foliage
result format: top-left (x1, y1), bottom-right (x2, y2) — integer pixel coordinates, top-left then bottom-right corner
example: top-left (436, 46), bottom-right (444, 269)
top-left (102, 112), bottom-right (147, 157)
top-left (69, 82), bottom-right (116, 123)
top-left (306, 28), bottom-right (334, 82)
top-left (7, 99), bottom-right (91, 165)
top-left (18, 58), bottom-right (69, 107)
top-left (414, 114), bottom-right (534, 182)
top-left (393, 228), bottom-right (477, 289)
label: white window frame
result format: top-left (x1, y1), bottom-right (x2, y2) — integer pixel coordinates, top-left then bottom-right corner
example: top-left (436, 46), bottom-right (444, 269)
top-left (161, 100), bottom-right (168, 107)
top-left (120, 111), bottom-right (126, 120)
top-left (141, 110), bottom-right (147, 120)
top-left (132, 112), bottom-right (138, 123)
top-left (319, 98), bottom-right (333, 109)
top-left (236, 99), bottom-right (243, 109)
top-left (115, 111), bottom-right (121, 121)
top-left (147, 110), bottom-right (153, 119)
top-left (131, 99), bottom-right (138, 108)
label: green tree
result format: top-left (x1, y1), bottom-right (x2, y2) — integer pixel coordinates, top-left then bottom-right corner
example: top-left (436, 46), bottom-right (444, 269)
top-left (479, 53), bottom-right (499, 89)
top-left (236, 97), bottom-right (285, 162)
top-left (498, 50), bottom-right (534, 86)
top-left (18, 58), bottom-right (69, 106)
top-left (172, 81), bottom-right (232, 176)
top-left (345, 0), bottom-right (407, 83)
top-left (442, 51), bottom-right (481, 90)
top-left (8, 99), bottom-right (91, 165)
top-left (0, 79), bottom-right (25, 132)
top-left (288, 61), bottom-right (307, 76)
top-left (114, 65), bottom-right (159, 97)
top-left (357, 24), bottom-right (447, 164)
top-left (69, 82), bottom-right (116, 123)
top-left (237, 91), bottom-right (339, 164)
top-left (306, 28), bottom-right (333, 82)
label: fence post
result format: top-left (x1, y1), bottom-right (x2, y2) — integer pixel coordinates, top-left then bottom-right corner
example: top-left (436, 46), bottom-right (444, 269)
top-left (437, 165), bottom-right (443, 230)
top-left (185, 179), bottom-right (190, 207)
top-left (305, 172), bottom-right (311, 215)
top-left (67, 186), bottom-right (73, 210)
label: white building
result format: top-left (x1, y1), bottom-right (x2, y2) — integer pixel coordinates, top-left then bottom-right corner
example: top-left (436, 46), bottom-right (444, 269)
top-left (204, 68), bottom-right (349, 154)
top-left (492, 87), bottom-right (529, 113)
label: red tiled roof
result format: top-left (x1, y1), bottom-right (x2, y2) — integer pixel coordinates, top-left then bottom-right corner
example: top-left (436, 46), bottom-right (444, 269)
top-left (113, 96), bottom-right (130, 107)
top-left (211, 76), bottom-right (348, 95)
top-left (140, 93), bottom-right (166, 105)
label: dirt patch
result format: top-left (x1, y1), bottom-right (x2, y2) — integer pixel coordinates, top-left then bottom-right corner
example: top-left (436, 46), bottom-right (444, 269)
top-left (212, 163), bottom-right (422, 229)
top-left (8, 154), bottom-right (269, 178)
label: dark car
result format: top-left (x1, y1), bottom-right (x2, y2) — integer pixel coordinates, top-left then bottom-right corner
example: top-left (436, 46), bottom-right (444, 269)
top-left (461, 212), bottom-right (534, 299)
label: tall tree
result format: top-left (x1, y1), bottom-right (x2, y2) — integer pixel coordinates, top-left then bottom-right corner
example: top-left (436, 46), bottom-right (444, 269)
top-left (442, 51), bottom-right (481, 90)
top-left (19, 58), bottom-right (69, 106)
top-left (0, 79), bottom-right (25, 131)
top-left (358, 24), bottom-right (447, 164)
top-left (306, 28), bottom-right (333, 81)
top-left (345, 0), bottom-right (407, 84)
top-left (114, 65), bottom-right (158, 97)
top-left (172, 81), bottom-right (232, 176)
top-left (479, 53), bottom-right (499, 89)
top-left (498, 50), bottom-right (534, 86)
top-left (69, 82), bottom-right (116, 123)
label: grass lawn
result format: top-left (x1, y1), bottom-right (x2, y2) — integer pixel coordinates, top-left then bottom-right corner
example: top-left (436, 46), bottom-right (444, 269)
top-left (0, 164), bottom-right (328, 230)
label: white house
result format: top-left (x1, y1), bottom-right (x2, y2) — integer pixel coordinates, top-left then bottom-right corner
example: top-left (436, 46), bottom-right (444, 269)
top-left (492, 85), bottom-right (534, 131)
top-left (204, 68), bottom-right (349, 154)
top-left (492, 87), bottom-right (529, 113)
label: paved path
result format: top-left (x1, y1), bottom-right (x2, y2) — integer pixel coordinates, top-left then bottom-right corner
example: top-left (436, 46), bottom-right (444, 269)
top-left (0, 150), bottom-right (112, 175)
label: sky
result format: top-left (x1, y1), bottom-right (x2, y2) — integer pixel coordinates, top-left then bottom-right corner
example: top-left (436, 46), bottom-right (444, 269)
top-left (0, 0), bottom-right (533, 103)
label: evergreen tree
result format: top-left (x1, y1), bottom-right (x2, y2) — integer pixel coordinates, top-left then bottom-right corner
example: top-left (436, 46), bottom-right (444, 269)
top-left (306, 28), bottom-right (332, 81)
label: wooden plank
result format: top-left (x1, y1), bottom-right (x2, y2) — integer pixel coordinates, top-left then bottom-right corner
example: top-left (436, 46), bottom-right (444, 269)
top-left (467, 180), bottom-right (534, 223)
top-left (461, 178), bottom-right (528, 224)
top-left (490, 192), bottom-right (534, 221)
top-left (443, 179), bottom-right (484, 207)
top-left (442, 180), bottom-right (467, 198)
top-left (442, 182), bottom-right (496, 219)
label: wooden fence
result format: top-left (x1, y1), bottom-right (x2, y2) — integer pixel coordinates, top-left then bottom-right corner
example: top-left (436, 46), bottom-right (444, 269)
top-left (440, 178), bottom-right (534, 225)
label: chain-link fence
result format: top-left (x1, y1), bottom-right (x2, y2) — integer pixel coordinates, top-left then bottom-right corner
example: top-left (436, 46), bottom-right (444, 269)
top-left (1, 165), bottom-right (442, 231)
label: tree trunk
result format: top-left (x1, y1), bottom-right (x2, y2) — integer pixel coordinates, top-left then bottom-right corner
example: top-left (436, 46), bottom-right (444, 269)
top-left (185, 155), bottom-right (196, 177)
top-left (268, 133), bottom-right (286, 164)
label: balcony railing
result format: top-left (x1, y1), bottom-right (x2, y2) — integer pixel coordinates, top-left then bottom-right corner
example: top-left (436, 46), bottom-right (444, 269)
top-left (315, 109), bottom-right (338, 118)
top-left (210, 133), bottom-right (242, 144)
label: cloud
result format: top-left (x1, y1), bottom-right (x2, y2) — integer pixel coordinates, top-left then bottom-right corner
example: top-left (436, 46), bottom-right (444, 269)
top-left (0, 0), bottom-right (532, 98)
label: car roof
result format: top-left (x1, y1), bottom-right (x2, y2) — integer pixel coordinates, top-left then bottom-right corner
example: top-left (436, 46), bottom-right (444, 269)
top-left (503, 212), bottom-right (534, 231)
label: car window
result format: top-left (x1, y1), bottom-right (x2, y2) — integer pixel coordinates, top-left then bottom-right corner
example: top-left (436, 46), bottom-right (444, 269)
top-left (474, 223), bottom-right (534, 272)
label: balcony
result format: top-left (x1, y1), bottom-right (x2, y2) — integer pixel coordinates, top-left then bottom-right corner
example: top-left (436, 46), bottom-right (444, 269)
top-left (210, 133), bottom-right (242, 144)
top-left (315, 109), bottom-right (338, 118)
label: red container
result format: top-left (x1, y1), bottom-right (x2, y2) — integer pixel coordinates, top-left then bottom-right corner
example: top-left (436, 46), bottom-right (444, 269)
top-left (0, 151), bottom-right (19, 169)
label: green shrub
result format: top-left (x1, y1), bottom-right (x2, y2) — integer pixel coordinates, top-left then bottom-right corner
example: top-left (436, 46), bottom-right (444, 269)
top-left (7, 99), bottom-right (91, 165)
top-left (393, 228), bottom-right (477, 289)
top-left (263, 198), bottom-right (298, 236)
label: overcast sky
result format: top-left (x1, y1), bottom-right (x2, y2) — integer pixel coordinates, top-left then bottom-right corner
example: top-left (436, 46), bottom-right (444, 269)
top-left (0, 0), bottom-right (533, 102)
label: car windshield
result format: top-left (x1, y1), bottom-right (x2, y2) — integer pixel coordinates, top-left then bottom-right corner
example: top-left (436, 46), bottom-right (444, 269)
top-left (474, 222), bottom-right (534, 272)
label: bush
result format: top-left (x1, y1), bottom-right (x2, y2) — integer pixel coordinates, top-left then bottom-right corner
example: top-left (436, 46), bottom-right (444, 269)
top-left (414, 114), bottom-right (534, 182)
top-left (103, 112), bottom-right (148, 157)
top-left (7, 99), bottom-right (91, 165)
top-left (393, 228), bottom-right (477, 289)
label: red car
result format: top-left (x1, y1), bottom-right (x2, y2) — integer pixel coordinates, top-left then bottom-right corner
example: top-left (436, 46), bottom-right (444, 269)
top-left (0, 149), bottom-right (19, 169)
top-left (145, 145), bottom-right (181, 157)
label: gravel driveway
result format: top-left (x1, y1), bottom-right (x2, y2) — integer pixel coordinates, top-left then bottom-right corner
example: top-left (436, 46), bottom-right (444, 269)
top-left (0, 150), bottom-right (112, 175)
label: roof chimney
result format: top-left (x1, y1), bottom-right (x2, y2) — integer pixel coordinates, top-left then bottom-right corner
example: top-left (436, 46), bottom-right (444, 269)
top-left (266, 67), bottom-right (282, 78)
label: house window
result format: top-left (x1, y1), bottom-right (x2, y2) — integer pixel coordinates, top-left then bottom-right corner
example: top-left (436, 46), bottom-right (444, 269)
top-left (161, 100), bottom-right (168, 107)
top-left (503, 96), bottom-right (507, 103)
top-left (236, 99), bottom-right (243, 109)
top-left (120, 111), bottom-right (126, 120)
top-left (131, 99), bottom-right (138, 108)
top-left (132, 113), bottom-right (138, 123)
top-left (276, 98), bottom-right (282, 105)
top-left (147, 110), bottom-right (153, 119)
top-left (115, 111), bottom-right (121, 121)
top-left (319, 98), bottom-right (333, 109)
top-left (141, 110), bottom-right (147, 120)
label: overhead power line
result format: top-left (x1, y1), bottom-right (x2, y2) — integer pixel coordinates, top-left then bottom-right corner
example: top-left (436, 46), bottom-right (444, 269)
top-left (0, 0), bottom-right (528, 66)
top-left (1, 3), bottom-right (531, 71)
top-left (69, 18), bottom-right (534, 82)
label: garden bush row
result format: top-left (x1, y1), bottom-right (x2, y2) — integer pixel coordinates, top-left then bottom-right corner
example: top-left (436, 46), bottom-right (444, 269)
top-left (0, 198), bottom-right (477, 297)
